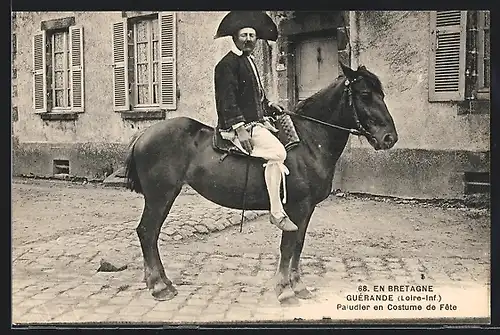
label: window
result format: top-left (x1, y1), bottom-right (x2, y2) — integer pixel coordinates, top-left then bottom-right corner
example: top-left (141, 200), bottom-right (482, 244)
top-left (476, 10), bottom-right (489, 99)
top-left (429, 10), bottom-right (490, 102)
top-left (32, 26), bottom-right (84, 113)
top-left (112, 12), bottom-right (177, 112)
top-left (129, 18), bottom-right (160, 106)
top-left (50, 31), bottom-right (71, 109)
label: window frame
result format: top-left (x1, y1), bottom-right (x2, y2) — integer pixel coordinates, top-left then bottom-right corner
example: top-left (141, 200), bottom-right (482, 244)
top-left (428, 10), bottom-right (490, 106)
top-left (131, 17), bottom-right (160, 109)
top-left (475, 10), bottom-right (489, 100)
top-left (112, 11), bottom-right (177, 118)
top-left (49, 30), bottom-right (72, 110)
top-left (32, 17), bottom-right (84, 117)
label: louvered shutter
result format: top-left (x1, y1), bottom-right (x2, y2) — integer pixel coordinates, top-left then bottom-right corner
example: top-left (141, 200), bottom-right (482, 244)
top-left (69, 26), bottom-right (84, 112)
top-left (429, 11), bottom-right (467, 102)
top-left (112, 20), bottom-right (129, 111)
top-left (159, 12), bottom-right (177, 110)
top-left (32, 31), bottom-right (47, 112)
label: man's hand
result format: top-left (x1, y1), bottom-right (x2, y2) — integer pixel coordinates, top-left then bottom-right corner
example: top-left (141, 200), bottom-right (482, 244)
top-left (268, 101), bottom-right (285, 115)
top-left (235, 126), bottom-right (253, 154)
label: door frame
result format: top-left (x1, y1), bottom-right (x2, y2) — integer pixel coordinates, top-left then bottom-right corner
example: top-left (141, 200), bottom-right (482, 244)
top-left (272, 11), bottom-right (350, 111)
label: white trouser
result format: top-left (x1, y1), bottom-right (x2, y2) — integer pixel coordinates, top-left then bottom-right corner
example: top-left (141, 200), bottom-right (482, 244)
top-left (227, 123), bottom-right (289, 218)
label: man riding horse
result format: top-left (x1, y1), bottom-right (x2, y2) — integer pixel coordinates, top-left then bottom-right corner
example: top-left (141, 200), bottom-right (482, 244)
top-left (214, 11), bottom-right (298, 232)
top-left (125, 13), bottom-right (397, 299)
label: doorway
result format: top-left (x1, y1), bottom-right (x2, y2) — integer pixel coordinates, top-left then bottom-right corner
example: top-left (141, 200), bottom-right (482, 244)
top-left (295, 36), bottom-right (338, 102)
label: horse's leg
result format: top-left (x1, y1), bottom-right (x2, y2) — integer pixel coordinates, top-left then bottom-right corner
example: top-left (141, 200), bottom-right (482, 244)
top-left (274, 230), bottom-right (297, 303)
top-left (289, 208), bottom-right (315, 299)
top-left (274, 200), bottom-right (314, 303)
top-left (137, 187), bottom-right (181, 301)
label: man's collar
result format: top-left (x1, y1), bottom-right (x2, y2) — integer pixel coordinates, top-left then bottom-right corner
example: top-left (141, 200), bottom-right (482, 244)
top-left (231, 42), bottom-right (243, 56)
top-left (230, 41), bottom-right (254, 59)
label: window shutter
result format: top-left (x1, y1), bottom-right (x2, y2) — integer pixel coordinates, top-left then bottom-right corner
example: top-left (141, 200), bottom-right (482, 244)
top-left (429, 11), bottom-right (467, 102)
top-left (159, 12), bottom-right (177, 110)
top-left (112, 20), bottom-right (129, 111)
top-left (69, 26), bottom-right (84, 112)
top-left (32, 31), bottom-right (47, 112)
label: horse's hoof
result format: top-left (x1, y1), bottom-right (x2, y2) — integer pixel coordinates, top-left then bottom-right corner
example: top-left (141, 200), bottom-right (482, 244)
top-left (292, 282), bottom-right (313, 299)
top-left (294, 288), bottom-right (313, 299)
top-left (277, 286), bottom-right (297, 304)
top-left (279, 295), bottom-right (300, 306)
top-left (152, 283), bottom-right (178, 301)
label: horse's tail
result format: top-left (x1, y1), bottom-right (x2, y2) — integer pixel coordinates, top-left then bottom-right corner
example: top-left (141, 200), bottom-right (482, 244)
top-left (124, 129), bottom-right (146, 194)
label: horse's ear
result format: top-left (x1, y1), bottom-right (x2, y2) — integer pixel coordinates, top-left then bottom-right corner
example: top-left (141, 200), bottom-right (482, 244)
top-left (339, 61), bottom-right (356, 80)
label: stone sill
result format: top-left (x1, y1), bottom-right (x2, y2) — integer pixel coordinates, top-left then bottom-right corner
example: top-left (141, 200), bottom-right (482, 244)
top-left (120, 110), bottom-right (166, 120)
top-left (38, 112), bottom-right (79, 121)
top-left (457, 100), bottom-right (490, 115)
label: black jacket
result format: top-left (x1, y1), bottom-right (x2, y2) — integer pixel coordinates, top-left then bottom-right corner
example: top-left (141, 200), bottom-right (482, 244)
top-left (214, 51), bottom-right (271, 130)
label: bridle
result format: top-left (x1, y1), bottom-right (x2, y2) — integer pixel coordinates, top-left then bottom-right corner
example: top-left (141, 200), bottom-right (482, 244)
top-left (282, 76), bottom-right (372, 138)
top-left (343, 77), bottom-right (371, 137)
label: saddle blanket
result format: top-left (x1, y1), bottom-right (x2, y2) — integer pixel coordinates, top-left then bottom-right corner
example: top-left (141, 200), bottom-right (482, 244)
top-left (213, 114), bottom-right (300, 157)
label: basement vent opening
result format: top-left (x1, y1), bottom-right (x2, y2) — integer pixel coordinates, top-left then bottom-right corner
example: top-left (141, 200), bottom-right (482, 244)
top-left (53, 159), bottom-right (70, 177)
top-left (464, 171), bottom-right (490, 194)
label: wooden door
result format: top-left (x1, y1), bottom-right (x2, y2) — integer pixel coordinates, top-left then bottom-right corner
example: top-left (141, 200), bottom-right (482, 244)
top-left (295, 37), bottom-right (338, 101)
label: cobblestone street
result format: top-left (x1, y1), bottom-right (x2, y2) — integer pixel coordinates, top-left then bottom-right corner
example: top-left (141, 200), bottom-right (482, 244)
top-left (12, 178), bottom-right (490, 324)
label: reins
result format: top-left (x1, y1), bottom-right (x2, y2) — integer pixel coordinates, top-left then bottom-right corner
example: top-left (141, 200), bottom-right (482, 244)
top-left (281, 110), bottom-right (367, 136)
top-left (238, 77), bottom-right (372, 232)
top-left (280, 77), bottom-right (371, 138)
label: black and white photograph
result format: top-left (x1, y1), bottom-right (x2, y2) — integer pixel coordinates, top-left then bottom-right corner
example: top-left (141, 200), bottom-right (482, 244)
top-left (11, 10), bottom-right (491, 324)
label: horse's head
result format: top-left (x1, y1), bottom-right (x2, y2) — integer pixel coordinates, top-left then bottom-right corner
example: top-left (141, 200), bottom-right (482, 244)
top-left (339, 62), bottom-right (398, 150)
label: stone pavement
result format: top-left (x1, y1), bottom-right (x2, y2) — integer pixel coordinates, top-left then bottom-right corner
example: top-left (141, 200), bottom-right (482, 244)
top-left (12, 178), bottom-right (265, 245)
top-left (12, 222), bottom-right (490, 324)
top-left (12, 178), bottom-right (491, 324)
top-left (12, 247), bottom-right (490, 324)
top-left (103, 168), bottom-right (266, 240)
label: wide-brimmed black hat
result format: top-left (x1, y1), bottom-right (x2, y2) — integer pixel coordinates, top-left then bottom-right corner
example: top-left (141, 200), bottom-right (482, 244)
top-left (214, 11), bottom-right (278, 41)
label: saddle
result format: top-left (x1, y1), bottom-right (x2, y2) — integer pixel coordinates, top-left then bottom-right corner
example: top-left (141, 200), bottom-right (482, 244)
top-left (212, 114), bottom-right (301, 158)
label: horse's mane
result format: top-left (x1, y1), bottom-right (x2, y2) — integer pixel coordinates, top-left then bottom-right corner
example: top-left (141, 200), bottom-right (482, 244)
top-left (293, 66), bottom-right (384, 115)
top-left (294, 75), bottom-right (345, 115)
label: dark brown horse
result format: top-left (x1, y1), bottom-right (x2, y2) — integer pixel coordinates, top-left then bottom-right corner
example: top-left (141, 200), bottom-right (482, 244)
top-left (124, 63), bottom-right (398, 303)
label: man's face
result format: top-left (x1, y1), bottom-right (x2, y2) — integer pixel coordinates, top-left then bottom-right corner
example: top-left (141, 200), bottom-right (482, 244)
top-left (233, 27), bottom-right (257, 54)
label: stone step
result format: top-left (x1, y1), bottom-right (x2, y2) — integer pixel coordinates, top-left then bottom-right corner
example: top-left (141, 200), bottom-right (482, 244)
top-left (102, 167), bottom-right (127, 187)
